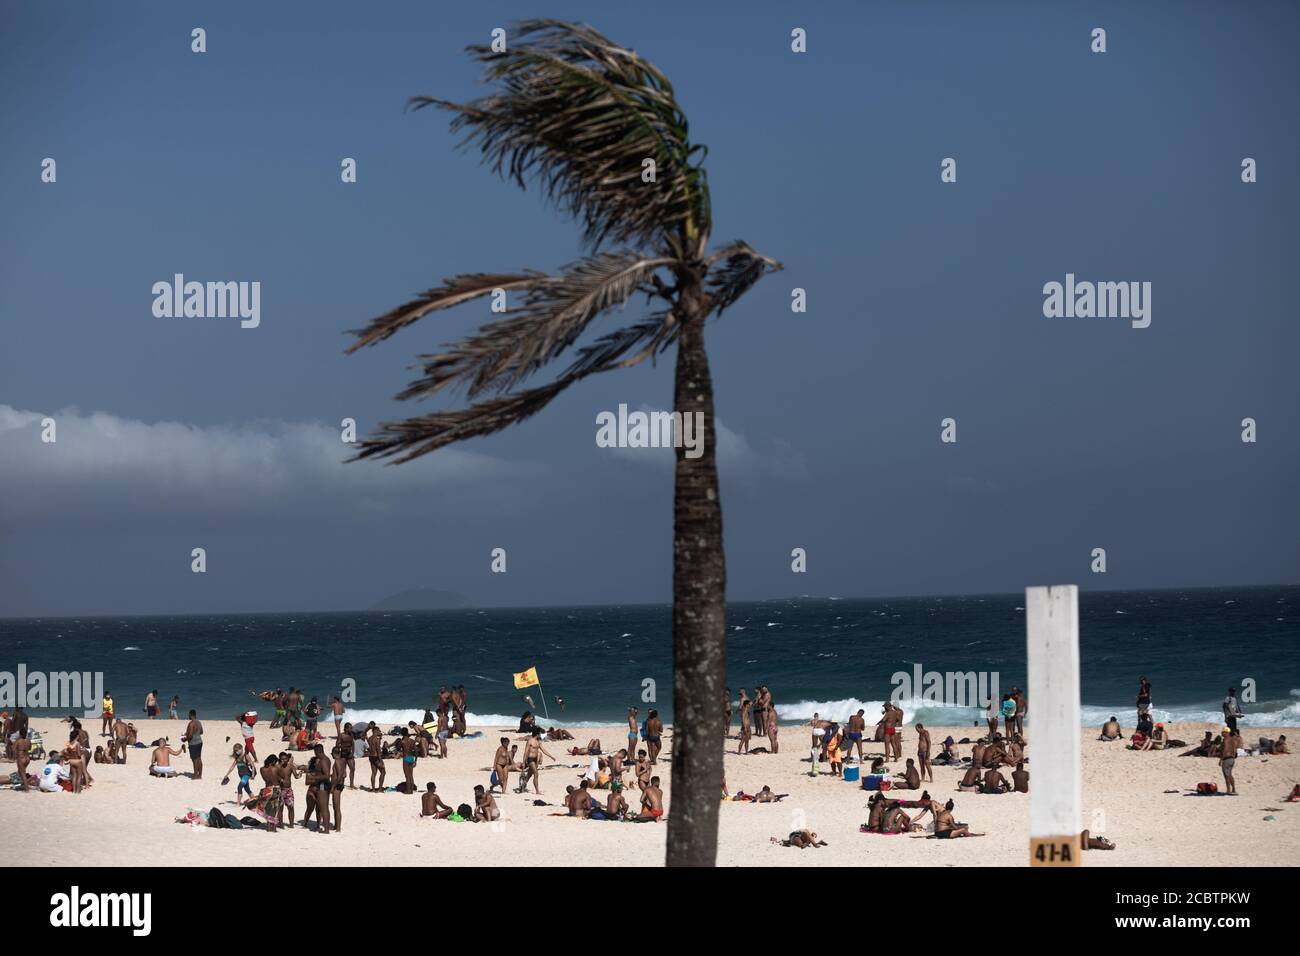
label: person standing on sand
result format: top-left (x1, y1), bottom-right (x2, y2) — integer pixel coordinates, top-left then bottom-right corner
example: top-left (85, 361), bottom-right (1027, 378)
top-left (723, 689), bottom-right (732, 737)
top-left (645, 710), bottom-right (664, 765)
top-left (182, 709), bottom-right (203, 780)
top-left (14, 731), bottom-right (31, 790)
top-left (492, 737), bottom-right (511, 794)
top-left (338, 722), bottom-right (356, 788)
top-left (1012, 687), bottom-right (1027, 737)
top-left (738, 694), bottom-right (752, 755)
top-left (330, 697), bottom-right (345, 738)
top-left (435, 706), bottom-right (450, 759)
top-left (766, 704), bottom-right (780, 753)
top-left (916, 723), bottom-right (933, 782)
top-left (305, 743), bottom-right (332, 833)
top-left (329, 745), bottom-right (347, 830)
top-left (398, 727), bottom-right (418, 794)
top-left (1220, 727), bottom-right (1241, 794)
top-left (882, 703), bottom-right (900, 762)
top-left (847, 709), bottom-right (866, 765)
top-left (627, 707), bottom-right (640, 757)
top-left (520, 729), bottom-right (554, 794)
top-left (277, 753), bottom-right (303, 827)
top-left (1223, 688), bottom-right (1243, 734)
top-left (368, 724), bottom-right (386, 791)
top-left (100, 692), bottom-right (114, 738)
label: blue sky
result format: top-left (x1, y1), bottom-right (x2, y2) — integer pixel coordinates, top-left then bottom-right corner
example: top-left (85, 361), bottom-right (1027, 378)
top-left (1, 0), bottom-right (1297, 615)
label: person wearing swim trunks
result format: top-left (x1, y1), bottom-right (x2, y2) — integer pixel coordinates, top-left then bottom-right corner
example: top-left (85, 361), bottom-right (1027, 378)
top-left (144, 690), bottom-right (159, 720)
top-left (492, 736), bottom-right (511, 794)
top-left (276, 752), bottom-right (302, 827)
top-left (639, 776), bottom-right (664, 820)
top-left (627, 706), bottom-right (640, 757)
top-left (882, 703), bottom-right (900, 762)
top-left (150, 738), bottom-right (182, 777)
top-left (846, 709), bottom-right (866, 764)
top-left (182, 709), bottom-right (204, 780)
top-left (520, 729), bottom-right (554, 795)
top-left (644, 710), bottom-right (664, 765)
top-left (916, 722), bottom-right (933, 782)
top-left (304, 743), bottom-right (332, 833)
top-left (1220, 728), bottom-right (1240, 793)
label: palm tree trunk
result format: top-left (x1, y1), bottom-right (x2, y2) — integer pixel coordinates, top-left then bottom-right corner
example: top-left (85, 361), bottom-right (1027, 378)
top-left (665, 276), bottom-right (726, 867)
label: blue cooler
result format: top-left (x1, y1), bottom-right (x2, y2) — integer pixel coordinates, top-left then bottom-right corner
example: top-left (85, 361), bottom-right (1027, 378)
top-left (843, 766), bottom-right (860, 783)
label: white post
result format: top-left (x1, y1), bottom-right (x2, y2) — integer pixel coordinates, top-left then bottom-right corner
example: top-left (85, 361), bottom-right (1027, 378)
top-left (1025, 584), bottom-right (1082, 866)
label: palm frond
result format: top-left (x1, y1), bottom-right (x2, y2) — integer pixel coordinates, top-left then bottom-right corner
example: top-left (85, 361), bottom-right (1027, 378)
top-left (410, 19), bottom-right (711, 254)
top-left (346, 272), bottom-right (545, 352)
top-left (705, 241), bottom-right (784, 316)
top-left (393, 252), bottom-right (671, 401)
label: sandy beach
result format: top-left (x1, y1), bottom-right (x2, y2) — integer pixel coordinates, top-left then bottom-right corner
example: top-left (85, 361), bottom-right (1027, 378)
top-left (3, 717), bottom-right (1295, 866)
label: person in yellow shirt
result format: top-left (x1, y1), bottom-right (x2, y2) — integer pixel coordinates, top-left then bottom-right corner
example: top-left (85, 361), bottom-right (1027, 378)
top-left (100, 693), bottom-right (115, 738)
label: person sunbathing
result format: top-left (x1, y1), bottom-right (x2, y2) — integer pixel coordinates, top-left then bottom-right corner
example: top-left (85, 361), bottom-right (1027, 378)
top-left (1273, 735), bottom-right (1289, 754)
top-left (1139, 723), bottom-right (1168, 751)
top-left (1098, 717), bottom-right (1123, 741)
top-left (959, 765), bottom-right (982, 792)
top-left (546, 727), bottom-right (575, 741)
top-left (1012, 762), bottom-right (1029, 793)
top-left (777, 829), bottom-right (827, 848)
top-left (753, 785), bottom-right (785, 803)
top-left (567, 738), bottom-right (602, 755)
top-left (932, 799), bottom-right (972, 838)
top-left (420, 782), bottom-right (453, 819)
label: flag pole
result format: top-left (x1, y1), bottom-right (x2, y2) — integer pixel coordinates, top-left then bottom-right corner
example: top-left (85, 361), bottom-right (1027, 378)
top-left (539, 680), bottom-right (550, 722)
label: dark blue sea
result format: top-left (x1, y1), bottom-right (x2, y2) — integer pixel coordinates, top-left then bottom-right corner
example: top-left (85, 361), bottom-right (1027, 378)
top-left (2, 586), bottom-right (1297, 728)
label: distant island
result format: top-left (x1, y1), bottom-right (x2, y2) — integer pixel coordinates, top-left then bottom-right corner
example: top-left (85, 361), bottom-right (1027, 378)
top-left (368, 587), bottom-right (470, 611)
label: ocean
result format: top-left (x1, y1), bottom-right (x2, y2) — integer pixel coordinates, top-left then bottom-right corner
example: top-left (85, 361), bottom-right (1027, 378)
top-left (2, 586), bottom-right (1297, 729)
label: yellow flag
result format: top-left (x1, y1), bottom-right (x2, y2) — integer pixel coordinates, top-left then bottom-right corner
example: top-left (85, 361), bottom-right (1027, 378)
top-left (513, 666), bottom-right (540, 690)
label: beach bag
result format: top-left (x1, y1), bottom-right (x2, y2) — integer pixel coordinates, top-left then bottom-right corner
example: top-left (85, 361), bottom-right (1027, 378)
top-left (208, 806), bottom-right (229, 828)
top-left (490, 770), bottom-right (499, 787)
top-left (1196, 782), bottom-right (1217, 795)
top-left (457, 803), bottom-right (473, 818)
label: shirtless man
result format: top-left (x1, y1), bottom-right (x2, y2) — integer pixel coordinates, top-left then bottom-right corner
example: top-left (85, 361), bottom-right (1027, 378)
top-left (640, 776), bottom-right (664, 821)
top-left (916, 723), bottom-right (933, 782)
top-left (150, 738), bottom-right (183, 777)
top-left (1011, 687), bottom-right (1027, 737)
top-left (1220, 728), bottom-right (1241, 794)
top-left (896, 757), bottom-right (921, 790)
top-left (565, 780), bottom-right (595, 818)
top-left (644, 710), bottom-right (664, 765)
top-left (473, 783), bottom-right (500, 822)
top-left (847, 709), bottom-right (867, 764)
top-left (182, 709), bottom-right (204, 780)
top-left (330, 697), bottom-right (346, 739)
top-left (959, 764), bottom-right (982, 792)
top-left (398, 728), bottom-right (418, 794)
top-left (723, 689), bottom-right (733, 737)
top-left (520, 729), bottom-right (554, 794)
top-left (1012, 761), bottom-right (1029, 793)
top-left (277, 752), bottom-right (303, 826)
top-left (981, 767), bottom-right (1008, 794)
top-left (1099, 716), bottom-right (1123, 741)
top-left (626, 707), bottom-right (640, 758)
top-left (306, 743), bottom-right (332, 833)
top-left (754, 785), bottom-right (781, 803)
top-left (738, 694), bottom-right (752, 755)
top-left (606, 748), bottom-right (627, 789)
top-left (766, 704), bottom-right (780, 754)
top-left (492, 736), bottom-right (512, 794)
top-left (367, 723), bottom-right (386, 791)
top-left (421, 782), bottom-right (453, 819)
top-left (882, 703), bottom-right (901, 762)
top-left (607, 781), bottom-right (628, 819)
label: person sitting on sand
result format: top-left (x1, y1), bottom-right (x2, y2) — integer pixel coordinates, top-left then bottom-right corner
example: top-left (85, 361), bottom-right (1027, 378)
top-left (420, 782), bottom-right (453, 819)
top-left (1138, 722), bottom-right (1167, 751)
top-left (776, 830), bottom-right (827, 848)
top-left (1099, 716), bottom-right (1123, 741)
top-left (473, 784), bottom-right (500, 822)
top-left (606, 780), bottom-right (629, 820)
top-left (934, 736), bottom-right (958, 765)
top-left (1272, 734), bottom-right (1289, 754)
top-left (1182, 731), bottom-right (1218, 757)
top-left (149, 739), bottom-right (183, 777)
top-left (565, 781), bottom-right (596, 818)
top-left (640, 776), bottom-right (665, 821)
top-left (1012, 762), bottom-right (1029, 793)
top-left (959, 764), bottom-right (982, 792)
top-left (880, 802), bottom-right (914, 833)
top-left (895, 757), bottom-right (921, 790)
top-left (981, 767), bottom-right (1008, 794)
top-left (922, 798), bottom-right (972, 838)
top-left (517, 711), bottom-right (537, 734)
top-left (1004, 735), bottom-right (1025, 766)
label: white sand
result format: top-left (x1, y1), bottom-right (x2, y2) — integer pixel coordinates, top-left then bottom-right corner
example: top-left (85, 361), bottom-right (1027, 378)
top-left (2, 718), bottom-right (1296, 866)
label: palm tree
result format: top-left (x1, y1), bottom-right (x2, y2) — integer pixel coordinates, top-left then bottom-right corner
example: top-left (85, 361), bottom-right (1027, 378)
top-left (345, 19), bottom-right (781, 866)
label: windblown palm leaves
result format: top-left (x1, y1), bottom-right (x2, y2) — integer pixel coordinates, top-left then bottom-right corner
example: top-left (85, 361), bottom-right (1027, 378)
top-left (346, 20), bottom-right (779, 466)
